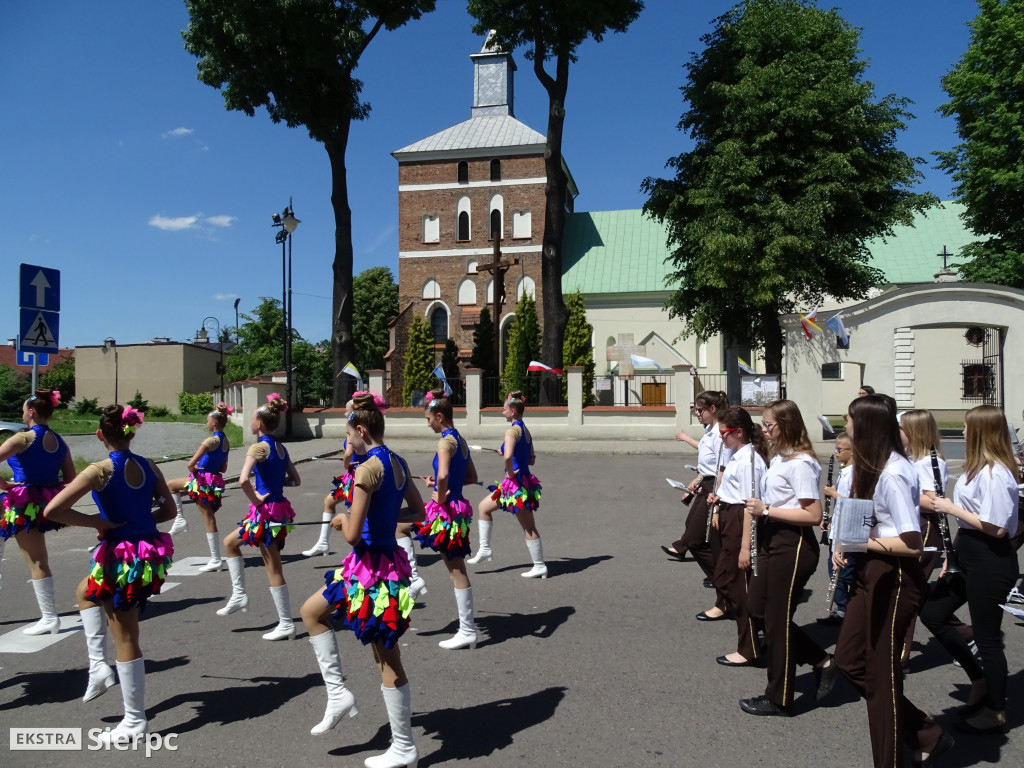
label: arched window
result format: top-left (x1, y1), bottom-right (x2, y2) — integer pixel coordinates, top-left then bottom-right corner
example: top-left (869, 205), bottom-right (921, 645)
top-left (423, 214), bottom-right (439, 243)
top-left (467, 259), bottom-right (478, 274)
top-left (457, 161), bottom-right (469, 184)
top-left (457, 196), bottom-right (471, 241)
top-left (516, 276), bottom-right (536, 302)
top-left (422, 279), bottom-right (441, 300)
top-left (430, 306), bottom-right (448, 345)
top-left (512, 210), bottom-right (531, 239)
top-left (489, 193), bottom-right (504, 240)
top-left (500, 314), bottom-right (514, 368)
top-left (490, 159), bottom-right (501, 182)
top-left (486, 279), bottom-right (494, 304)
top-left (457, 278), bottom-right (477, 305)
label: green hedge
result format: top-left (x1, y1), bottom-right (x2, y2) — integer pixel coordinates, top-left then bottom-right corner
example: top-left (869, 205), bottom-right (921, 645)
top-left (178, 392), bottom-right (214, 415)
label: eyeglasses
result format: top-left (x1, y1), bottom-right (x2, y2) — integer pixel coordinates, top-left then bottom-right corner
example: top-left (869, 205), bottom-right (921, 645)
top-left (695, 408), bottom-right (706, 416)
top-left (762, 420), bottom-right (776, 430)
top-left (719, 427), bottom-right (739, 437)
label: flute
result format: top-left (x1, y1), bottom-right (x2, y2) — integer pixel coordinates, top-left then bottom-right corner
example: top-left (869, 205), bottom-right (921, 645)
top-left (749, 445), bottom-right (759, 577)
top-left (705, 442), bottom-right (725, 544)
top-left (820, 453), bottom-right (835, 545)
top-left (930, 445), bottom-right (961, 575)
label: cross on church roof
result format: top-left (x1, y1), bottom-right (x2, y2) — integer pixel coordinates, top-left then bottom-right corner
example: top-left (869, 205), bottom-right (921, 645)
top-left (606, 333), bottom-right (646, 379)
top-left (937, 245), bottom-right (953, 270)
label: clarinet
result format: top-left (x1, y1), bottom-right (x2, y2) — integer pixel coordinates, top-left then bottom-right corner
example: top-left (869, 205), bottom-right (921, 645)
top-left (931, 445), bottom-right (961, 575)
top-left (705, 443), bottom-right (724, 543)
top-left (820, 454), bottom-right (835, 545)
top-left (825, 553), bottom-right (840, 612)
top-left (750, 445), bottom-right (759, 577)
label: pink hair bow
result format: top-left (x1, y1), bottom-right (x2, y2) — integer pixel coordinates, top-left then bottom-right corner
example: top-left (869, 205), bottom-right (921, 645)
top-left (267, 393), bottom-right (288, 412)
top-left (353, 389), bottom-right (388, 411)
top-left (217, 401), bottom-right (235, 415)
top-left (424, 391), bottom-right (434, 403)
top-left (121, 406), bottom-right (144, 434)
top-left (50, 390), bottom-right (61, 407)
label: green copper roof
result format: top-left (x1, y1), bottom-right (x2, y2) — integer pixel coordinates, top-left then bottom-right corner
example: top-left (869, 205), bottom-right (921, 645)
top-left (561, 202), bottom-right (976, 295)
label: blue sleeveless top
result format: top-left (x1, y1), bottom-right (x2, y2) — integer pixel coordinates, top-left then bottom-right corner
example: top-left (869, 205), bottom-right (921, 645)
top-left (9, 425), bottom-right (68, 486)
top-left (510, 419), bottom-right (533, 476)
top-left (433, 428), bottom-right (469, 502)
top-left (92, 451), bottom-right (159, 542)
top-left (197, 431), bottom-right (229, 472)
top-left (360, 445), bottom-right (408, 549)
top-left (254, 435), bottom-right (289, 502)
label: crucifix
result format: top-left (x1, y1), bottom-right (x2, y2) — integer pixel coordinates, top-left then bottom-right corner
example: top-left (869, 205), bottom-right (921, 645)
top-left (937, 245), bottom-right (952, 270)
top-left (476, 233), bottom-right (519, 371)
top-left (606, 333), bottom-right (647, 406)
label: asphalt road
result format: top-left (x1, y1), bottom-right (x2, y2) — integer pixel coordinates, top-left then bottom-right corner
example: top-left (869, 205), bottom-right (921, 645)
top-left (0, 449), bottom-right (1021, 767)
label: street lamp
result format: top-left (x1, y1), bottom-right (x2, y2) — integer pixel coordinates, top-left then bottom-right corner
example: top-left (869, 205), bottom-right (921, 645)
top-left (272, 198), bottom-right (300, 437)
top-left (103, 337), bottom-right (118, 403)
top-left (198, 316), bottom-right (224, 398)
top-left (233, 297), bottom-right (241, 343)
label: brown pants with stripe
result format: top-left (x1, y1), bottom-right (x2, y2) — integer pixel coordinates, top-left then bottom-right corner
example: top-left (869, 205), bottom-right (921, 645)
top-left (746, 521), bottom-right (826, 707)
top-left (672, 476), bottom-right (727, 611)
top-left (836, 554), bottom-right (937, 768)
top-left (714, 503), bottom-right (761, 660)
top-left (901, 514), bottom-right (944, 665)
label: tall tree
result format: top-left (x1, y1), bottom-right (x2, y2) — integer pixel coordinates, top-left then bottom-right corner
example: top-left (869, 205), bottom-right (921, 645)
top-left (562, 289), bottom-right (595, 404)
top-left (936, 0), bottom-right (1024, 286)
top-left (402, 316), bottom-right (436, 406)
top-left (352, 266), bottom-right (399, 373)
top-left (502, 292), bottom-right (541, 401)
top-left (642, 0), bottom-right (936, 373)
top-left (470, 306), bottom-right (497, 380)
top-left (183, 0), bottom-right (435, 406)
top-left (225, 297), bottom-right (287, 383)
top-left (467, 0), bottom-right (644, 378)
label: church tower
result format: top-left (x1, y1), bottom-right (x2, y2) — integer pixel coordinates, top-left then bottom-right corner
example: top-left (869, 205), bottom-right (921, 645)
top-left (389, 35), bottom-right (572, 397)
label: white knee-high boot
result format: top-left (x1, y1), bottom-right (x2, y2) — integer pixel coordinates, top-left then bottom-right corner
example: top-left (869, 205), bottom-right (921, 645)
top-left (302, 513), bottom-right (333, 557)
top-left (309, 631), bottom-right (358, 734)
top-left (364, 683), bottom-right (417, 768)
top-left (438, 587), bottom-right (477, 650)
top-left (466, 520), bottom-right (493, 564)
top-left (168, 493), bottom-right (188, 535)
top-left (96, 657), bottom-right (147, 745)
top-left (197, 532), bottom-right (224, 572)
top-left (216, 557), bottom-right (249, 615)
top-left (81, 605), bottom-right (115, 702)
top-left (397, 537), bottom-right (426, 599)
top-left (521, 538), bottom-right (547, 579)
top-left (263, 584), bottom-right (295, 640)
top-left (23, 576), bottom-right (60, 635)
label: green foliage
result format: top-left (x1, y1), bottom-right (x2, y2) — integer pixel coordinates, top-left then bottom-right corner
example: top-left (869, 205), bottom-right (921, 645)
top-left (402, 316), bottom-right (436, 406)
top-left (39, 352), bottom-right (75, 403)
top-left (935, 0), bottom-right (1024, 287)
top-left (74, 397), bottom-right (101, 416)
top-left (470, 306), bottom-right (497, 379)
top-left (439, 338), bottom-right (462, 404)
top-left (503, 293), bottom-right (541, 402)
top-left (293, 339), bottom-right (333, 407)
top-left (225, 297), bottom-right (287, 383)
top-left (127, 391), bottom-right (149, 413)
top-left (178, 392), bottom-right (215, 415)
top-left (641, 0), bottom-right (936, 372)
top-left (562, 290), bottom-right (596, 405)
top-left (0, 364), bottom-right (30, 419)
top-left (149, 406), bottom-right (171, 418)
top-left (353, 266), bottom-right (399, 372)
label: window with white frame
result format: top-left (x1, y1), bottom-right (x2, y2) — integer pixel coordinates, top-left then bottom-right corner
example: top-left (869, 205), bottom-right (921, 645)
top-left (457, 196), bottom-right (471, 241)
top-left (422, 280), bottom-right (441, 300)
top-left (516, 276), bottom-right (535, 302)
top-left (423, 214), bottom-right (439, 243)
top-left (457, 278), bottom-right (476, 305)
top-left (512, 210), bottom-right (531, 239)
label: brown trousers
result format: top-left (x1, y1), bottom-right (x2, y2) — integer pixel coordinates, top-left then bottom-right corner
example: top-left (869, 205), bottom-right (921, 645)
top-left (836, 554), bottom-right (936, 768)
top-left (746, 520), bottom-right (826, 707)
top-left (714, 503), bottom-right (761, 659)
top-left (672, 476), bottom-right (727, 611)
top-left (901, 514), bottom-right (944, 664)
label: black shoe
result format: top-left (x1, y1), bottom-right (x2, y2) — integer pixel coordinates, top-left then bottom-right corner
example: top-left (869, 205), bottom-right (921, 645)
top-left (739, 695), bottom-right (789, 717)
top-left (703, 578), bottom-right (713, 589)
top-left (717, 655), bottom-right (763, 668)
top-left (660, 545), bottom-right (685, 561)
top-left (816, 611), bottom-right (844, 626)
top-left (953, 718), bottom-right (1007, 736)
top-left (815, 656), bottom-right (840, 701)
top-left (696, 610), bottom-right (731, 622)
top-left (914, 732), bottom-right (954, 767)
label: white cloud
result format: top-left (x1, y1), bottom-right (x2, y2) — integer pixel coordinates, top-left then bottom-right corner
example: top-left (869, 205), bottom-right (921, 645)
top-left (149, 214), bottom-right (198, 231)
top-left (213, 293), bottom-right (239, 302)
top-left (162, 127), bottom-right (194, 139)
top-left (205, 215), bottom-right (236, 228)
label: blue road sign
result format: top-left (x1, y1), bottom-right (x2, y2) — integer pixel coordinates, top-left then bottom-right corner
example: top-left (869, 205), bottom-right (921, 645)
top-left (19, 264), bottom-right (61, 311)
top-left (16, 350), bottom-right (48, 367)
top-left (20, 308), bottom-right (60, 354)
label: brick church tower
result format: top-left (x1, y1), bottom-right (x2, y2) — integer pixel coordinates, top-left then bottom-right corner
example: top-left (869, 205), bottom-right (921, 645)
top-left (387, 35), bottom-right (576, 398)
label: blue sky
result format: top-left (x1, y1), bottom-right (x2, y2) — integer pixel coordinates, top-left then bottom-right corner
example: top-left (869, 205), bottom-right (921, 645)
top-left (2, 1), bottom-right (977, 350)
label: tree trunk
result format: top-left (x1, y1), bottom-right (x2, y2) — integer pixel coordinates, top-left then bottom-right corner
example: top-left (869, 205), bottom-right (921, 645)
top-left (326, 125), bottom-right (355, 407)
top-left (762, 306), bottom-right (784, 376)
top-left (539, 54), bottom-right (571, 402)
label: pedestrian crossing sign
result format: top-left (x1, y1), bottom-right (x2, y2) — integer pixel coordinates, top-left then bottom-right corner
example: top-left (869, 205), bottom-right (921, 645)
top-left (19, 308), bottom-right (60, 354)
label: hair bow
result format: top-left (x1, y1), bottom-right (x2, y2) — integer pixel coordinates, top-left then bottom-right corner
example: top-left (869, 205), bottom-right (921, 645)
top-left (122, 406), bottom-right (144, 435)
top-left (50, 390), bottom-right (61, 407)
top-left (266, 392), bottom-right (288, 412)
top-left (216, 401), bottom-right (235, 415)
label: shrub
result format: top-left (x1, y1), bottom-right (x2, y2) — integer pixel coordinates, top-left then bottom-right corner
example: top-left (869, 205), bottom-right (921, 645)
top-left (74, 397), bottom-right (101, 416)
top-left (149, 406), bottom-right (170, 417)
top-left (128, 391), bottom-right (149, 413)
top-left (178, 392), bottom-right (214, 415)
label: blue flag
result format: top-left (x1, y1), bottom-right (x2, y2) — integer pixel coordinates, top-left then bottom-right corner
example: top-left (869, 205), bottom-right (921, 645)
top-left (824, 312), bottom-right (849, 345)
top-left (432, 363), bottom-right (453, 397)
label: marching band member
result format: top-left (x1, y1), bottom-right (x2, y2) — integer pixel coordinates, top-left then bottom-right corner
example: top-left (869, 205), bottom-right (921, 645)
top-left (921, 405), bottom-right (1019, 736)
top-left (819, 432), bottom-right (854, 624)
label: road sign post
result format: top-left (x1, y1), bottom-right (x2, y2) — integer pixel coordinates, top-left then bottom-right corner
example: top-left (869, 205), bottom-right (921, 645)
top-left (19, 264), bottom-right (61, 391)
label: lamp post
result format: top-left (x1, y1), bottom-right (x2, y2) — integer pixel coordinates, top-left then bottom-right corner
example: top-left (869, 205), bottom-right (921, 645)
top-left (103, 337), bottom-right (118, 403)
top-left (233, 297), bottom-right (241, 343)
top-left (272, 198), bottom-right (300, 437)
top-left (199, 316), bottom-right (224, 399)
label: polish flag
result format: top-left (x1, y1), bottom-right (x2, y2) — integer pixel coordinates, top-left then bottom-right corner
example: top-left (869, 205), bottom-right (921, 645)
top-left (528, 360), bottom-right (563, 375)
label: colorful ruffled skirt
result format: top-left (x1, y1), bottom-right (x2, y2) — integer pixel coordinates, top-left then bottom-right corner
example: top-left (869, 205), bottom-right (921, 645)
top-left (184, 470), bottom-right (225, 512)
top-left (323, 543), bottom-right (414, 649)
top-left (413, 498), bottom-right (473, 559)
top-left (86, 533), bottom-right (174, 611)
top-left (489, 474), bottom-right (542, 514)
top-left (330, 471), bottom-right (354, 507)
top-left (0, 485), bottom-right (65, 539)
top-left (237, 499), bottom-right (295, 550)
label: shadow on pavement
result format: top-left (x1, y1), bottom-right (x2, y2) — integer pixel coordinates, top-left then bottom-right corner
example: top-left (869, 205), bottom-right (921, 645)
top-left (0, 669), bottom-right (83, 709)
top-left (476, 554), bottom-right (613, 578)
top-left (416, 606), bottom-right (576, 647)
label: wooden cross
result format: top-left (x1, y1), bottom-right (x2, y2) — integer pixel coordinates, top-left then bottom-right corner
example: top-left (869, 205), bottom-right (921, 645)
top-left (937, 245), bottom-right (952, 270)
top-left (477, 233), bottom-right (519, 367)
top-left (606, 333), bottom-right (646, 380)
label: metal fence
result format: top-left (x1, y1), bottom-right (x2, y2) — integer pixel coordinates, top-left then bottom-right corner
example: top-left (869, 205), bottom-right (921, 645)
top-left (594, 374), bottom-right (676, 407)
top-left (482, 374), bottom-right (568, 407)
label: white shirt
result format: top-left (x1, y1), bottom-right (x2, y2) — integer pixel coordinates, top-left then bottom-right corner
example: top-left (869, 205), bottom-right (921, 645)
top-left (717, 443), bottom-right (768, 505)
top-left (836, 465), bottom-right (853, 498)
top-left (763, 451), bottom-right (821, 509)
top-left (869, 452), bottom-right (921, 538)
top-left (913, 455), bottom-right (948, 499)
top-left (952, 463), bottom-right (1019, 532)
top-left (696, 424), bottom-right (734, 477)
